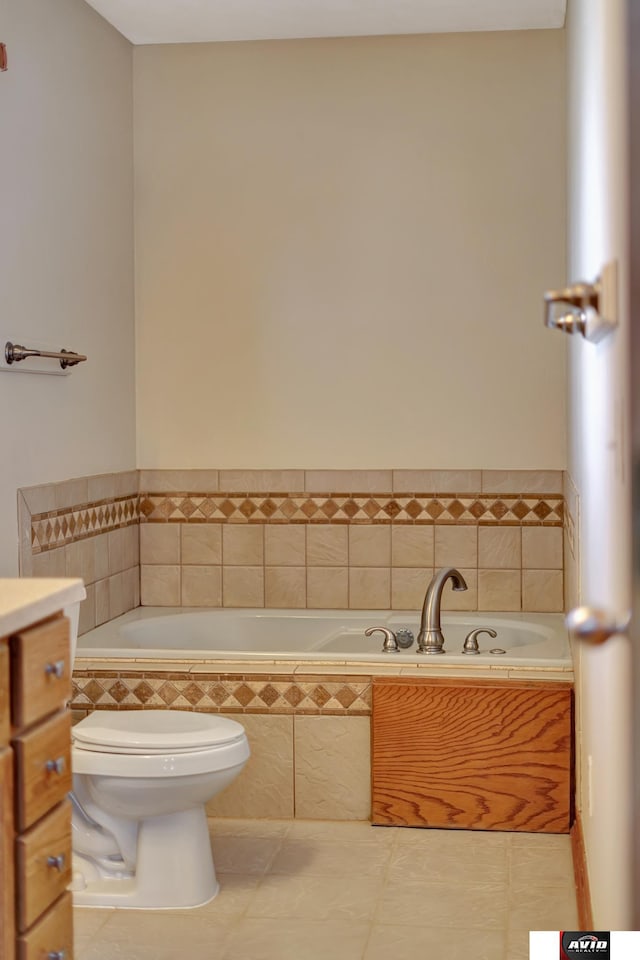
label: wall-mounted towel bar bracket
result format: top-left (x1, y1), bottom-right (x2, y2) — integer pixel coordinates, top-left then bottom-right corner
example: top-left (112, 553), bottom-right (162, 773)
top-left (4, 341), bottom-right (87, 369)
top-left (543, 260), bottom-right (618, 343)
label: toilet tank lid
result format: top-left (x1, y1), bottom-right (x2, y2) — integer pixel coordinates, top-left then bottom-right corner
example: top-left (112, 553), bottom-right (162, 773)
top-left (72, 709), bottom-right (247, 752)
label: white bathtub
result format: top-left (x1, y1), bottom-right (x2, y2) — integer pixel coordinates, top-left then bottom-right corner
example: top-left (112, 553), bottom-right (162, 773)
top-left (76, 607), bottom-right (572, 668)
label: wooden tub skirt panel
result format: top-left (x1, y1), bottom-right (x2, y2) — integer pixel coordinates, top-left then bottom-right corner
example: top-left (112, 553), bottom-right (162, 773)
top-left (371, 677), bottom-right (573, 833)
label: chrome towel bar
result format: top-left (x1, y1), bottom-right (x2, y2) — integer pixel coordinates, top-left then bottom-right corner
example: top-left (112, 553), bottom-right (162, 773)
top-left (5, 341), bottom-right (87, 369)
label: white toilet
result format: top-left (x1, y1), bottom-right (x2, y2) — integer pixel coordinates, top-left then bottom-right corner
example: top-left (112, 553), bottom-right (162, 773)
top-left (65, 604), bottom-right (250, 910)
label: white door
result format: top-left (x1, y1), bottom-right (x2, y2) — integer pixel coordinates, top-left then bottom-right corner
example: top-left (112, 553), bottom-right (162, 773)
top-left (565, 0), bottom-right (634, 928)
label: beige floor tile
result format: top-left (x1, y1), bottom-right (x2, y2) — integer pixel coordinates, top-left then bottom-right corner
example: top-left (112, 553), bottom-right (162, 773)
top-left (247, 873), bottom-right (381, 921)
top-left (77, 912), bottom-right (233, 960)
top-left (374, 878), bottom-right (508, 928)
top-left (220, 918), bottom-right (370, 960)
top-left (510, 832), bottom-right (574, 885)
top-left (506, 928), bottom-right (534, 959)
top-left (171, 874), bottom-right (261, 921)
top-left (74, 907), bottom-right (114, 953)
top-left (507, 881), bottom-right (579, 930)
top-left (364, 924), bottom-right (506, 960)
top-left (211, 836), bottom-right (283, 875)
top-left (286, 819), bottom-right (398, 845)
top-left (209, 818), bottom-right (292, 839)
top-left (270, 838), bottom-right (391, 878)
top-left (388, 839), bottom-right (507, 885)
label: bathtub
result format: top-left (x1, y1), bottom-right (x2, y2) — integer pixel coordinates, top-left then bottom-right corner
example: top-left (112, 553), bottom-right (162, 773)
top-left (76, 607), bottom-right (572, 669)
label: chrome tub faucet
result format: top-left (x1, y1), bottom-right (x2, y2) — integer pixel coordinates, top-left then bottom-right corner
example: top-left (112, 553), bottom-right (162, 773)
top-left (417, 567), bottom-right (468, 654)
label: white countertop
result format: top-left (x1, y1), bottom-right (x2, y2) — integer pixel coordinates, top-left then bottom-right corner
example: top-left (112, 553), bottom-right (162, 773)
top-left (0, 578), bottom-right (86, 638)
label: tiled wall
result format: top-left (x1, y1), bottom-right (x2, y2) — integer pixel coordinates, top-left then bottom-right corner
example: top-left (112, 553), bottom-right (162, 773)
top-left (19, 467), bottom-right (567, 637)
top-left (18, 472), bottom-right (140, 635)
top-left (138, 469), bottom-right (565, 614)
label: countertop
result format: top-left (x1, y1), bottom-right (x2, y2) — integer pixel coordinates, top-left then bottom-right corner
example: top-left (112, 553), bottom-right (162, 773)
top-left (0, 578), bottom-right (86, 638)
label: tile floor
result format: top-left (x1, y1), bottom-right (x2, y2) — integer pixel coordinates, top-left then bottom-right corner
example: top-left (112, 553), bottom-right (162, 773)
top-left (74, 818), bottom-right (579, 960)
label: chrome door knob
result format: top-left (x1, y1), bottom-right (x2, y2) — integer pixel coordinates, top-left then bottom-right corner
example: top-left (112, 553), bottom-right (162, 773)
top-left (565, 606), bottom-right (630, 645)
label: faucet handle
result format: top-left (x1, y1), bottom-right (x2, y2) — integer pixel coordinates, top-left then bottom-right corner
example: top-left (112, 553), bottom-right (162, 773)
top-left (365, 626), bottom-right (399, 653)
top-left (462, 627), bottom-right (497, 655)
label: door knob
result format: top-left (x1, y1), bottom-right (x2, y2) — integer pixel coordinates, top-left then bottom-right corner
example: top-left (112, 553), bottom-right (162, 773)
top-left (565, 606), bottom-right (630, 645)
top-left (544, 261), bottom-right (618, 343)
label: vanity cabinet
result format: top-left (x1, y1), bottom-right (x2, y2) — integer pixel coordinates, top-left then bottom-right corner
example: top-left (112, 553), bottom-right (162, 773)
top-left (1, 612), bottom-right (74, 960)
top-left (371, 676), bottom-right (573, 833)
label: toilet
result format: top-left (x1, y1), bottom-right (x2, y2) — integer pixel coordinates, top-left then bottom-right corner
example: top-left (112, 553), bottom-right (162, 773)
top-left (65, 604), bottom-right (250, 910)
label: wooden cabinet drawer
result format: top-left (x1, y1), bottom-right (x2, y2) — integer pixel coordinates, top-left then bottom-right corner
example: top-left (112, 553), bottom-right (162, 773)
top-left (17, 891), bottom-right (73, 960)
top-left (11, 617), bottom-right (71, 730)
top-left (16, 800), bottom-right (72, 932)
top-left (13, 712), bottom-right (72, 831)
top-left (1, 749), bottom-right (15, 960)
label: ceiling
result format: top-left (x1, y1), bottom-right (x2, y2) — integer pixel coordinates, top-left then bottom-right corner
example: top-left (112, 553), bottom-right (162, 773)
top-left (82, 1), bottom-right (567, 46)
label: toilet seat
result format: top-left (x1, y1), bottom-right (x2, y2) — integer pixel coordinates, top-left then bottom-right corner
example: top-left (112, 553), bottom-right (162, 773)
top-left (73, 710), bottom-right (245, 754)
top-left (72, 710), bottom-right (250, 778)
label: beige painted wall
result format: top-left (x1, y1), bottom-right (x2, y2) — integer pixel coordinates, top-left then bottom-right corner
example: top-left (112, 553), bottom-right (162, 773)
top-left (134, 30), bottom-right (566, 471)
top-left (0, 0), bottom-right (136, 575)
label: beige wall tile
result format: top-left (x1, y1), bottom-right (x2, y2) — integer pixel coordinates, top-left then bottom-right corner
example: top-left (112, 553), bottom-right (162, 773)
top-left (31, 547), bottom-right (66, 577)
top-left (434, 525), bottom-right (478, 568)
top-left (182, 565), bottom-right (222, 606)
top-left (478, 527), bottom-right (521, 569)
top-left (477, 569), bottom-right (521, 611)
top-left (306, 567), bottom-right (348, 608)
top-left (140, 564), bottom-right (181, 605)
top-left (391, 526), bottom-right (434, 567)
top-left (304, 470), bottom-right (392, 493)
top-left (522, 570), bottom-right (564, 612)
top-left (294, 716), bottom-right (371, 819)
top-left (207, 714), bottom-right (294, 819)
top-left (522, 527), bottom-right (563, 569)
top-left (392, 470), bottom-right (482, 493)
top-left (439, 568), bottom-right (478, 610)
top-left (17, 494), bottom-right (32, 576)
top-left (223, 525), bottom-right (264, 565)
top-left (114, 470), bottom-right (139, 497)
top-left (349, 568), bottom-right (390, 609)
top-left (109, 572), bottom-right (127, 619)
top-left (139, 469), bottom-right (219, 492)
top-left (349, 526), bottom-right (391, 567)
top-left (140, 523), bottom-right (181, 564)
top-left (95, 578), bottom-right (110, 625)
top-left (94, 533), bottom-right (110, 581)
top-left (265, 567), bottom-right (306, 608)
top-left (265, 526), bottom-right (306, 566)
top-left (124, 566), bottom-right (139, 610)
top-left (391, 568), bottom-right (433, 610)
top-left (108, 528), bottom-right (127, 574)
top-left (78, 584), bottom-right (96, 636)
top-left (54, 477), bottom-right (89, 510)
top-left (563, 528), bottom-right (579, 612)
top-left (219, 470), bottom-right (304, 492)
top-left (306, 526), bottom-right (348, 566)
top-left (20, 483), bottom-right (56, 515)
top-left (223, 566), bottom-right (264, 607)
top-left (481, 470), bottom-right (563, 493)
top-left (182, 524), bottom-right (222, 564)
top-left (86, 473), bottom-right (119, 502)
top-left (65, 537), bottom-right (96, 584)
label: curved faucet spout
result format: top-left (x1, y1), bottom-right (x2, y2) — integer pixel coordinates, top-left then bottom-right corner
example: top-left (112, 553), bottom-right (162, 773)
top-left (417, 567), bottom-right (468, 655)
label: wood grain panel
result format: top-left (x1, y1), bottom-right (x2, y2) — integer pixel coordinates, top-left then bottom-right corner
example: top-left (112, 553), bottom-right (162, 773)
top-left (0, 749), bottom-right (14, 960)
top-left (0, 643), bottom-right (9, 748)
top-left (10, 616), bottom-right (71, 729)
top-left (12, 711), bottom-right (72, 832)
top-left (372, 678), bottom-right (573, 833)
top-left (16, 800), bottom-right (72, 932)
top-left (17, 892), bottom-right (73, 960)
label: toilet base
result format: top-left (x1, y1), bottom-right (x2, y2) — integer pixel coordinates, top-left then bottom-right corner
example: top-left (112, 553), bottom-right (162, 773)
top-left (71, 806), bottom-right (218, 909)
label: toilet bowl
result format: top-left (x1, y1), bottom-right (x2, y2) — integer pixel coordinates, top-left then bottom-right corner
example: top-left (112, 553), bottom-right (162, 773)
top-left (69, 708), bottom-right (249, 909)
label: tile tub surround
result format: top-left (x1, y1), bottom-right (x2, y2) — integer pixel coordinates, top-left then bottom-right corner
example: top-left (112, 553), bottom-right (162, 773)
top-left (71, 653), bottom-right (573, 821)
top-left (19, 468), bottom-right (566, 634)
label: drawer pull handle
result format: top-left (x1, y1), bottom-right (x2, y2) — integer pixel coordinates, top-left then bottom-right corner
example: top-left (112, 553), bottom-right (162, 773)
top-left (48, 952), bottom-right (66, 960)
top-left (46, 854), bottom-right (65, 871)
top-left (45, 757), bottom-right (65, 775)
top-left (44, 660), bottom-right (65, 679)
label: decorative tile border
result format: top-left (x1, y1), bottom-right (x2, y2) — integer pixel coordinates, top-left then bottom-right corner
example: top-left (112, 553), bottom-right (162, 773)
top-left (31, 495), bottom-right (139, 554)
top-left (139, 493), bottom-right (564, 527)
top-left (71, 671), bottom-right (372, 716)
